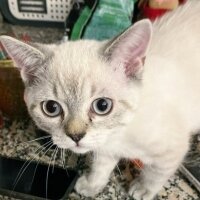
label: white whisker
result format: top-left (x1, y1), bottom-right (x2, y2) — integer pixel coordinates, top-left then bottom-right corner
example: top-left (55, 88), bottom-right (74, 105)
top-left (16, 135), bottom-right (52, 153)
top-left (23, 135), bottom-right (51, 144)
top-left (63, 149), bottom-right (69, 176)
top-left (52, 147), bottom-right (58, 173)
top-left (29, 161), bottom-right (39, 187)
top-left (61, 149), bottom-right (65, 169)
top-left (46, 146), bottom-right (57, 199)
top-left (12, 141), bottom-right (53, 192)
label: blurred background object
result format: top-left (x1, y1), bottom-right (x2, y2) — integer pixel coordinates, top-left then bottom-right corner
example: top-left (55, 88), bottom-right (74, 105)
top-left (0, 0), bottom-right (74, 27)
top-left (138, 0), bottom-right (186, 20)
top-left (71, 0), bottom-right (135, 40)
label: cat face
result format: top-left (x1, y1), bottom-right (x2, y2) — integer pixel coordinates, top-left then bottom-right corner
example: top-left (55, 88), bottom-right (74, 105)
top-left (0, 19), bottom-right (152, 154)
top-left (23, 41), bottom-right (139, 154)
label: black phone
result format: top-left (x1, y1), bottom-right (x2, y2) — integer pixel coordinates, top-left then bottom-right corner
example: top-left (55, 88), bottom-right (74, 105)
top-left (0, 156), bottom-right (78, 200)
top-left (180, 163), bottom-right (200, 193)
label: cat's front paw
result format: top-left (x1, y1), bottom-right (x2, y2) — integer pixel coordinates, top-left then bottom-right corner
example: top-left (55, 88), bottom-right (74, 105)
top-left (129, 178), bottom-right (155, 200)
top-left (75, 175), bottom-right (103, 197)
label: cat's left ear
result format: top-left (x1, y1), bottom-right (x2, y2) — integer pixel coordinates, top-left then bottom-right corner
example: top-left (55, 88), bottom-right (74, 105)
top-left (104, 19), bottom-right (152, 79)
top-left (0, 36), bottom-right (45, 84)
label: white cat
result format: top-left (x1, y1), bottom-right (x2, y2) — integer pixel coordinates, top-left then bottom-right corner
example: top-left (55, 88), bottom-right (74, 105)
top-left (1, 1), bottom-right (200, 199)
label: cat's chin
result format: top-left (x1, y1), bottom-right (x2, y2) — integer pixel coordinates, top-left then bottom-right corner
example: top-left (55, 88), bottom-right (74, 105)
top-left (70, 146), bottom-right (90, 154)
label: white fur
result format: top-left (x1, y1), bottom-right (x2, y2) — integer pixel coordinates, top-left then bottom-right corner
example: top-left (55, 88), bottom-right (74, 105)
top-left (1, 1), bottom-right (200, 199)
top-left (76, 1), bottom-right (200, 199)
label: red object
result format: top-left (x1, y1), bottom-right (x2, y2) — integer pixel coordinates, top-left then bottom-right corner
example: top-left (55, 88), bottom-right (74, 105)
top-left (140, 0), bottom-right (187, 20)
top-left (131, 159), bottom-right (144, 169)
top-left (21, 33), bottom-right (31, 43)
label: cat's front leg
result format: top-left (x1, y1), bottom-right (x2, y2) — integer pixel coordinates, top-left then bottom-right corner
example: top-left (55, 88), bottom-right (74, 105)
top-left (75, 153), bottom-right (119, 197)
top-left (129, 157), bottom-right (184, 200)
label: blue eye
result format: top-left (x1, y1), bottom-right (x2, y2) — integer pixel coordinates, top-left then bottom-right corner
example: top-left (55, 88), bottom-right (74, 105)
top-left (42, 100), bottom-right (62, 117)
top-left (92, 98), bottom-right (113, 115)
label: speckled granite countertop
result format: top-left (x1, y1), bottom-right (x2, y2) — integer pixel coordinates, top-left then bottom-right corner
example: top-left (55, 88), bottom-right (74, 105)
top-left (0, 22), bottom-right (200, 200)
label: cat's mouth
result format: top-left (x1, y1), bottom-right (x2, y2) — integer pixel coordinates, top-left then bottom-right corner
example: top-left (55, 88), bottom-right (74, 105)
top-left (70, 145), bottom-right (90, 154)
top-left (52, 135), bottom-right (90, 154)
top-left (68, 140), bottom-right (91, 154)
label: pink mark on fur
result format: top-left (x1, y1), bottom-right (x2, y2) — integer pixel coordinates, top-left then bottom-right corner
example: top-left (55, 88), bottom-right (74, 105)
top-left (131, 159), bottom-right (144, 169)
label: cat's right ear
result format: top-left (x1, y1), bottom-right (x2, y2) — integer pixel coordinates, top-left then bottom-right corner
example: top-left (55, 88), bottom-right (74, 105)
top-left (104, 19), bottom-right (152, 80)
top-left (0, 36), bottom-right (45, 84)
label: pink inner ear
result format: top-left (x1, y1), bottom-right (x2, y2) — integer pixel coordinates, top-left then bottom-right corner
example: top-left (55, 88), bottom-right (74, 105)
top-left (123, 41), bottom-right (148, 77)
top-left (125, 58), bottom-right (142, 77)
top-left (112, 40), bottom-right (148, 77)
top-left (125, 57), bottom-right (145, 78)
top-left (124, 42), bottom-right (148, 77)
top-left (109, 19), bottom-right (152, 78)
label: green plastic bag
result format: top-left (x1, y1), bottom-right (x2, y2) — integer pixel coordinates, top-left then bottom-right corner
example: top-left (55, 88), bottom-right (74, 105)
top-left (71, 0), bottom-right (135, 41)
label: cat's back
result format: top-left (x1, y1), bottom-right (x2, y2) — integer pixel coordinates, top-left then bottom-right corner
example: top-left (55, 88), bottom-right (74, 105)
top-left (146, 0), bottom-right (200, 87)
top-left (142, 0), bottom-right (200, 131)
top-left (150, 0), bottom-right (200, 56)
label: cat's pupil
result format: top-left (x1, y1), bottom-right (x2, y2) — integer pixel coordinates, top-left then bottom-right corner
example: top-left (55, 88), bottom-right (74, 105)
top-left (42, 100), bottom-right (62, 117)
top-left (97, 99), bottom-right (108, 111)
top-left (46, 101), bottom-right (58, 113)
top-left (92, 98), bottom-right (112, 115)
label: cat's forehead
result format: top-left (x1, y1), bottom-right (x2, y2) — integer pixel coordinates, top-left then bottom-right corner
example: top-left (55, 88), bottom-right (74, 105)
top-left (45, 41), bottom-right (113, 98)
top-left (53, 40), bottom-right (102, 69)
top-left (49, 41), bottom-right (110, 84)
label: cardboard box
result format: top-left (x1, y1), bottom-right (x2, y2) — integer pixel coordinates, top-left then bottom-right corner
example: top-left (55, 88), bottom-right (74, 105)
top-left (0, 61), bottom-right (28, 119)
